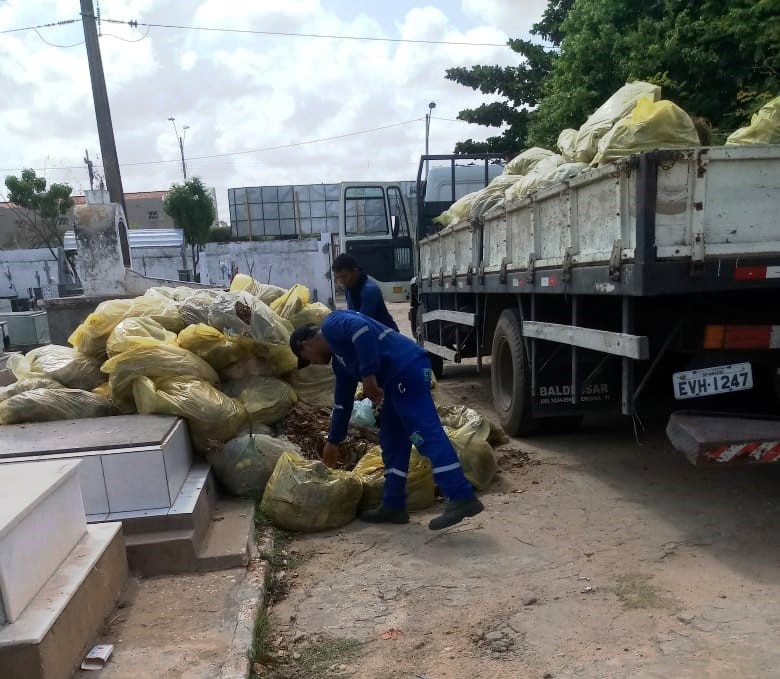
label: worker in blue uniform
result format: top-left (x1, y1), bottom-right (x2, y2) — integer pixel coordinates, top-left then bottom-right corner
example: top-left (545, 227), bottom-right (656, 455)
top-left (332, 253), bottom-right (399, 331)
top-left (290, 310), bottom-right (484, 530)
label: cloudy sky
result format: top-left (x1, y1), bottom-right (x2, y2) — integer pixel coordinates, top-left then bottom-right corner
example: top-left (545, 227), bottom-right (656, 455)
top-left (0, 0), bottom-right (547, 221)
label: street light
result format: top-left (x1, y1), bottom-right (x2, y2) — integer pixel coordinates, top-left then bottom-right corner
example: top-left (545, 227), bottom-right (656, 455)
top-left (168, 116), bottom-right (189, 180)
top-left (425, 101), bottom-right (436, 178)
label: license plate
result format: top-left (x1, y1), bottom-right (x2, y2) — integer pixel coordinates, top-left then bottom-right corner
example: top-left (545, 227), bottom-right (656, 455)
top-left (673, 363), bottom-right (753, 400)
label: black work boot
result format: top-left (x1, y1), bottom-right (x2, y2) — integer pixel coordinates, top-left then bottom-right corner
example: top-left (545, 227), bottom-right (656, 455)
top-left (428, 497), bottom-right (484, 531)
top-left (360, 505), bottom-right (410, 524)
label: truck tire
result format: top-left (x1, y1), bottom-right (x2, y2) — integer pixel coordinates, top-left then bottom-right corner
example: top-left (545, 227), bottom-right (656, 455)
top-left (491, 308), bottom-right (537, 436)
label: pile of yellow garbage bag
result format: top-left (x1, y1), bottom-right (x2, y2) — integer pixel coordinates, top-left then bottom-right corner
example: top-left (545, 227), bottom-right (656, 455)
top-left (0, 277), bottom-right (332, 456)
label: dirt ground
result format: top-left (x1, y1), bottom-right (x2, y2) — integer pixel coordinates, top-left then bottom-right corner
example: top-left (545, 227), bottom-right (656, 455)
top-left (76, 302), bottom-right (780, 678)
top-left (260, 304), bottom-right (780, 679)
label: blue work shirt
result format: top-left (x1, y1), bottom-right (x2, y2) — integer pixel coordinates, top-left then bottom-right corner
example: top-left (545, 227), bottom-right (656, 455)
top-left (323, 310), bottom-right (425, 443)
top-left (345, 273), bottom-right (399, 331)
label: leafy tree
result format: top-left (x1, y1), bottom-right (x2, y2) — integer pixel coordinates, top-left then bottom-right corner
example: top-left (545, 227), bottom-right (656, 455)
top-left (4, 169), bottom-right (79, 281)
top-left (528, 0), bottom-right (780, 147)
top-left (445, 0), bottom-right (574, 154)
top-left (449, 0), bottom-right (778, 152)
top-left (162, 177), bottom-right (216, 282)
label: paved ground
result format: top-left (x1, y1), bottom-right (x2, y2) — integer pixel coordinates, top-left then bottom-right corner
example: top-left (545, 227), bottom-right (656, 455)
top-left (263, 302), bottom-right (780, 678)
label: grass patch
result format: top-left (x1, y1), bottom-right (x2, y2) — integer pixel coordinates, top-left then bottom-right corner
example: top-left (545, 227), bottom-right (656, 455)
top-left (296, 637), bottom-right (364, 677)
top-left (614, 573), bottom-right (676, 610)
top-left (249, 611), bottom-right (273, 666)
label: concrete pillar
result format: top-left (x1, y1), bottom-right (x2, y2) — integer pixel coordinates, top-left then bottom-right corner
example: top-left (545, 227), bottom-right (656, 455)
top-left (73, 203), bottom-right (129, 296)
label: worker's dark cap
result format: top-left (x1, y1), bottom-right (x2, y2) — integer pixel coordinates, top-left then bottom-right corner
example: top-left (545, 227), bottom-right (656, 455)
top-left (332, 253), bottom-right (360, 272)
top-left (289, 323), bottom-right (319, 369)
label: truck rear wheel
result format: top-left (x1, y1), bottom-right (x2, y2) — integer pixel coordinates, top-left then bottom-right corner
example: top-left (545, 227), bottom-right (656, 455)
top-left (491, 308), bottom-right (537, 436)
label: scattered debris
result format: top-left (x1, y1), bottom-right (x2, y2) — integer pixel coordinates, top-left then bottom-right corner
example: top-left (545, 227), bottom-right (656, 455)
top-left (80, 644), bottom-right (114, 670)
top-left (379, 628), bottom-right (403, 640)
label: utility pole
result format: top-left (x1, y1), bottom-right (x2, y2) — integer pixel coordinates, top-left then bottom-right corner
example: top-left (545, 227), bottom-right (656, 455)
top-left (80, 0), bottom-right (130, 266)
top-left (83, 149), bottom-right (94, 190)
top-left (168, 117), bottom-right (188, 181)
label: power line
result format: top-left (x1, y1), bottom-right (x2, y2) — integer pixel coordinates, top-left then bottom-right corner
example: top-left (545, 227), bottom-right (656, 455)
top-left (32, 27), bottom-right (84, 48)
top-left (0, 117), bottom-right (426, 173)
top-left (0, 18), bottom-right (79, 34)
top-left (101, 17), bottom-right (508, 47)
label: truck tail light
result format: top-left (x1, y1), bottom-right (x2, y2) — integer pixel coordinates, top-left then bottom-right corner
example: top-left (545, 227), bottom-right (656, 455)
top-left (704, 325), bottom-right (780, 350)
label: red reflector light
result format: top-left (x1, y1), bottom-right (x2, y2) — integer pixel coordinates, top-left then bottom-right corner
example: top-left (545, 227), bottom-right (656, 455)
top-left (735, 265), bottom-right (768, 281)
top-left (704, 325), bottom-right (776, 349)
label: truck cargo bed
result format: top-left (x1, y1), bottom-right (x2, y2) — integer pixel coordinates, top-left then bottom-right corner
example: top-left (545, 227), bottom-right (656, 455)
top-left (418, 146), bottom-right (780, 297)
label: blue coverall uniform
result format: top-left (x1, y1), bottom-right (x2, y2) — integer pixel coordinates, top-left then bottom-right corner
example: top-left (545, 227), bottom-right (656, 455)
top-left (345, 273), bottom-right (399, 331)
top-left (323, 310), bottom-right (475, 509)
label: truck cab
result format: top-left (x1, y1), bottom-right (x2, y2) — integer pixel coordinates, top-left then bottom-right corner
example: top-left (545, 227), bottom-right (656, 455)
top-left (337, 182), bottom-right (414, 303)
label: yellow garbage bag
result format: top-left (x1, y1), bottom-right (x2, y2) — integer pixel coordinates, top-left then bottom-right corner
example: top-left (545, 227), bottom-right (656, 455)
top-left (177, 324), bottom-right (255, 370)
top-left (575, 81), bottom-right (662, 164)
top-left (504, 155), bottom-right (564, 203)
top-left (208, 434), bottom-right (302, 497)
top-left (592, 97), bottom-right (700, 166)
top-left (102, 344), bottom-right (219, 412)
top-left (0, 377), bottom-right (64, 403)
top-left (289, 302), bottom-right (332, 329)
top-left (8, 345), bottom-right (105, 391)
top-left (254, 341), bottom-right (299, 376)
top-left (726, 96), bottom-right (780, 146)
top-left (222, 376), bottom-right (297, 426)
top-left (469, 175), bottom-right (523, 219)
top-left (352, 445), bottom-right (435, 511)
top-left (133, 376), bottom-right (247, 454)
top-left (433, 191), bottom-right (479, 227)
top-left (438, 405), bottom-right (504, 490)
top-left (438, 404), bottom-right (508, 446)
top-left (505, 147), bottom-right (557, 175)
top-left (229, 274), bottom-right (287, 305)
top-left (271, 284), bottom-right (311, 321)
top-left (69, 296), bottom-right (184, 356)
top-left (106, 317), bottom-right (177, 356)
top-left (0, 388), bottom-right (113, 424)
top-left (557, 128), bottom-right (578, 162)
top-left (219, 355), bottom-right (275, 381)
top-left (261, 451), bottom-right (363, 532)
top-left (285, 365), bottom-right (335, 407)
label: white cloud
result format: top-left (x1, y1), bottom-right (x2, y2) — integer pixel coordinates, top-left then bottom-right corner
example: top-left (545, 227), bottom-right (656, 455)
top-left (1, 0), bottom-right (541, 220)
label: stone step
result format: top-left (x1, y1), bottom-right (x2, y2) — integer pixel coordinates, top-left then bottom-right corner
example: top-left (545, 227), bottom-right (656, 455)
top-left (123, 494), bottom-right (254, 577)
top-left (0, 460), bottom-right (86, 625)
top-left (0, 523), bottom-right (126, 679)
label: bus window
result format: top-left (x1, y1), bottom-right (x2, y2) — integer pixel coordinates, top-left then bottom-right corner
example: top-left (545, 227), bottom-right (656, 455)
top-left (345, 187), bottom-right (388, 235)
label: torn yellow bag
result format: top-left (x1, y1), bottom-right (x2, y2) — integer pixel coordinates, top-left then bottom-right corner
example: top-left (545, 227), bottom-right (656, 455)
top-left (229, 274), bottom-right (287, 305)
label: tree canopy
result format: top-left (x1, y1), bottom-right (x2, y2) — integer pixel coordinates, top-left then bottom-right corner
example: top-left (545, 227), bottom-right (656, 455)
top-left (4, 169), bottom-right (78, 279)
top-left (450, 0), bottom-right (779, 152)
top-left (162, 177), bottom-right (216, 282)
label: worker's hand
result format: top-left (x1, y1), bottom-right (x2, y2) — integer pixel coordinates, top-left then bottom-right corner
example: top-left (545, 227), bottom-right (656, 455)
top-left (362, 375), bottom-right (384, 404)
top-left (322, 441), bottom-right (341, 468)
